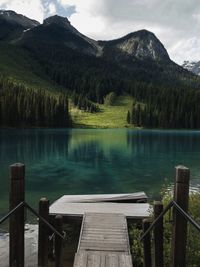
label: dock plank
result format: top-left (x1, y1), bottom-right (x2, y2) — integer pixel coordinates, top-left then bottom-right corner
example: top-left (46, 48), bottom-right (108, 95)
top-left (74, 252), bottom-right (132, 267)
top-left (78, 213), bottom-right (129, 252)
top-left (73, 213), bottom-right (132, 267)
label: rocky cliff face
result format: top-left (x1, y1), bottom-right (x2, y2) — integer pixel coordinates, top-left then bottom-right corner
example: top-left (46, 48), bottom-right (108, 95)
top-left (99, 30), bottom-right (170, 62)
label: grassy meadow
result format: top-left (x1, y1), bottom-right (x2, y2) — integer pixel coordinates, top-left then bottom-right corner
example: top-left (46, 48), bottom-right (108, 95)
top-left (70, 95), bottom-right (134, 128)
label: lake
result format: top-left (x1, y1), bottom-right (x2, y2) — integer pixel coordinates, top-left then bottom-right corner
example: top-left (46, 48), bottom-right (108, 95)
top-left (0, 128), bottom-right (200, 216)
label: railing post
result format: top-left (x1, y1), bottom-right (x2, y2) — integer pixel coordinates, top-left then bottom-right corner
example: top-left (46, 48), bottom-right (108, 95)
top-left (154, 201), bottom-right (163, 267)
top-left (38, 198), bottom-right (49, 267)
top-left (142, 219), bottom-right (152, 267)
top-left (172, 166), bottom-right (190, 267)
top-left (9, 163), bottom-right (25, 267)
top-left (55, 215), bottom-right (63, 267)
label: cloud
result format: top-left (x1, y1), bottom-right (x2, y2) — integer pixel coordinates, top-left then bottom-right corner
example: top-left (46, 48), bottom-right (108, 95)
top-left (58, 0), bottom-right (106, 36)
top-left (169, 38), bottom-right (200, 64)
top-left (0, 0), bottom-right (200, 64)
top-left (56, 0), bottom-right (200, 64)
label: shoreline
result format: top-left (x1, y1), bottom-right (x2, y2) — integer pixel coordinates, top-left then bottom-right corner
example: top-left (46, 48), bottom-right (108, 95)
top-left (2, 126), bottom-right (200, 130)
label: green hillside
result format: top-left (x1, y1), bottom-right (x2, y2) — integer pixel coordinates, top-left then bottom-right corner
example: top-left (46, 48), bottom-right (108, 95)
top-left (0, 43), bottom-right (135, 129)
top-left (71, 95), bottom-right (134, 128)
top-left (0, 43), bottom-right (71, 128)
top-left (0, 43), bottom-right (61, 91)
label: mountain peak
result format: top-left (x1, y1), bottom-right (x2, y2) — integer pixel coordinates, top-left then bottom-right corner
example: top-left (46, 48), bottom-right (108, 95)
top-left (100, 29), bottom-right (170, 62)
top-left (131, 29), bottom-right (155, 36)
top-left (44, 15), bottom-right (71, 28)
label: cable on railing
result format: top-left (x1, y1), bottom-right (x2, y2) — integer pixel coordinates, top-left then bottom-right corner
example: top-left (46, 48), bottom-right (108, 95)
top-left (140, 200), bottom-right (200, 242)
top-left (24, 202), bottom-right (65, 240)
top-left (0, 201), bottom-right (65, 240)
top-left (172, 200), bottom-right (200, 232)
top-left (0, 201), bottom-right (24, 225)
top-left (140, 201), bottom-right (173, 241)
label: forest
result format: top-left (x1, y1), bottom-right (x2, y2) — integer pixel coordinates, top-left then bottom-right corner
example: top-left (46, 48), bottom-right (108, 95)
top-left (20, 41), bottom-right (200, 129)
top-left (127, 84), bottom-right (200, 129)
top-left (1, 37), bottom-right (200, 128)
top-left (0, 77), bottom-right (71, 127)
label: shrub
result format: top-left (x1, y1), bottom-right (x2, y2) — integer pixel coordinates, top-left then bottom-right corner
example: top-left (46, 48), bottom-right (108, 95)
top-left (129, 190), bottom-right (200, 266)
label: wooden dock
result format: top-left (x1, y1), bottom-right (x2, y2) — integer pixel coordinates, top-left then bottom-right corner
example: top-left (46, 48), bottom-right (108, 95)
top-left (74, 213), bottom-right (132, 267)
top-left (2, 163), bottom-right (193, 267)
top-left (49, 193), bottom-right (150, 267)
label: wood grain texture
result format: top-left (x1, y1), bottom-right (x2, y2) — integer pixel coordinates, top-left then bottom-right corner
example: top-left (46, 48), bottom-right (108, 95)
top-left (73, 213), bottom-right (132, 267)
top-left (74, 252), bottom-right (132, 267)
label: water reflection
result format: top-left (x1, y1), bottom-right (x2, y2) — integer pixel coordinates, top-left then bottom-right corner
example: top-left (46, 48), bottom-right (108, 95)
top-left (1, 129), bottom-right (200, 215)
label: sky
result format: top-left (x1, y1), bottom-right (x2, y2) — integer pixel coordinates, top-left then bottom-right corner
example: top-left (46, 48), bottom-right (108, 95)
top-left (0, 0), bottom-right (200, 64)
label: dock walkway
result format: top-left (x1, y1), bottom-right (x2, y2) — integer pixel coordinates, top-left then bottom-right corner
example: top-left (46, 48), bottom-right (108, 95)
top-left (74, 213), bottom-right (132, 267)
top-left (49, 193), bottom-right (150, 267)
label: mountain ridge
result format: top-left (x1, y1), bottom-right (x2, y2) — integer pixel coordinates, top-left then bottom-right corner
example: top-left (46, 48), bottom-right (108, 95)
top-left (0, 9), bottom-right (40, 41)
top-left (0, 11), bottom-right (196, 83)
top-left (0, 11), bottom-right (197, 96)
top-left (0, 9), bottom-right (39, 28)
top-left (1, 11), bottom-right (171, 63)
top-left (40, 15), bottom-right (170, 62)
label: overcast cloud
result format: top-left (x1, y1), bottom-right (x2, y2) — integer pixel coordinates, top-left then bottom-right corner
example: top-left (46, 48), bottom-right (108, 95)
top-left (0, 0), bottom-right (200, 64)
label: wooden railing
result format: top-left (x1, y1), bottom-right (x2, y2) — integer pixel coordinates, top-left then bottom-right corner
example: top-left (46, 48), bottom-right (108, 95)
top-left (0, 163), bottom-right (65, 267)
top-left (141, 165), bottom-right (200, 267)
top-left (1, 163), bottom-right (200, 267)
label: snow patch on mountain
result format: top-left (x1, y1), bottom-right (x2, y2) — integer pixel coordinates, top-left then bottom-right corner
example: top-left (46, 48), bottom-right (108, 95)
top-left (182, 60), bottom-right (200, 75)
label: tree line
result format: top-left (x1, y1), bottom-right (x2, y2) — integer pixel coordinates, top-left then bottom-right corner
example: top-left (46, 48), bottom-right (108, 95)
top-left (127, 85), bottom-right (200, 129)
top-left (18, 41), bottom-right (200, 128)
top-left (0, 77), bottom-right (71, 127)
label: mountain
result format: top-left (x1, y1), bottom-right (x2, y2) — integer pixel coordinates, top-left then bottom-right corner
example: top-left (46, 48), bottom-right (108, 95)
top-left (19, 16), bottom-right (171, 63)
top-left (17, 15), bottom-right (195, 90)
top-left (0, 10), bottom-right (39, 41)
top-left (99, 30), bottom-right (170, 62)
top-left (1, 11), bottom-right (200, 129)
top-left (0, 10), bottom-right (39, 28)
top-left (182, 60), bottom-right (200, 76)
top-left (0, 11), bottom-right (197, 93)
top-left (18, 15), bottom-right (170, 62)
top-left (19, 15), bottom-right (100, 56)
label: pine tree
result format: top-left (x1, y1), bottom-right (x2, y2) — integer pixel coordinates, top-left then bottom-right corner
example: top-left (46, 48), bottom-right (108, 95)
top-left (127, 111), bottom-right (131, 124)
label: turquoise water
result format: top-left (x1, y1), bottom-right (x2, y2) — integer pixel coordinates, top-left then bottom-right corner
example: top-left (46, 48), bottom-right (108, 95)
top-left (1, 128), bottom-right (200, 215)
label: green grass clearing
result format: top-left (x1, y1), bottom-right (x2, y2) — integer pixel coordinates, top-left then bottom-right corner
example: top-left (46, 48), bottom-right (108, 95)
top-left (70, 95), bottom-right (134, 128)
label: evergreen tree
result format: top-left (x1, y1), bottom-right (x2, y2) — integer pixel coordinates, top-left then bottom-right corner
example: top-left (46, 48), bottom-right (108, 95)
top-left (127, 111), bottom-right (131, 124)
top-left (0, 76), bottom-right (71, 127)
